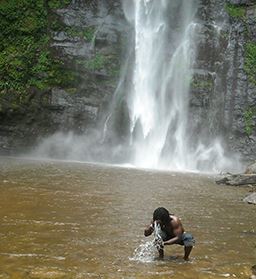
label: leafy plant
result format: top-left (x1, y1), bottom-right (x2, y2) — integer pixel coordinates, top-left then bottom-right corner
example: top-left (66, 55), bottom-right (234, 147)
top-left (244, 108), bottom-right (255, 136)
top-left (65, 26), bottom-right (95, 42)
top-left (191, 78), bottom-right (214, 90)
top-left (48, 0), bottom-right (71, 10)
top-left (244, 43), bottom-right (256, 85)
top-left (86, 54), bottom-right (107, 71)
top-left (0, 0), bottom-right (77, 109)
top-left (225, 3), bottom-right (246, 18)
top-left (83, 27), bottom-right (95, 42)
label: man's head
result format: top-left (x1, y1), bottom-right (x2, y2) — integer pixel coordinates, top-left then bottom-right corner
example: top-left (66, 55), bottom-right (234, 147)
top-left (153, 207), bottom-right (171, 226)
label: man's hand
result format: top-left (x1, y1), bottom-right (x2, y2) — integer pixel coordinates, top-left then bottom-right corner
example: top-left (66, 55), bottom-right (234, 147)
top-left (144, 223), bottom-right (154, 237)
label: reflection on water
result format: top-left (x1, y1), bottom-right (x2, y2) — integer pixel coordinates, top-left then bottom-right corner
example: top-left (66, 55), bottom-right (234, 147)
top-left (0, 157), bottom-right (255, 278)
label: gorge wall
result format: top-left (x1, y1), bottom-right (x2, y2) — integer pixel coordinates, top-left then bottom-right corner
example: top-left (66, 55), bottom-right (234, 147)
top-left (192, 0), bottom-right (256, 162)
top-left (0, 0), bottom-right (127, 155)
top-left (0, 0), bottom-right (255, 165)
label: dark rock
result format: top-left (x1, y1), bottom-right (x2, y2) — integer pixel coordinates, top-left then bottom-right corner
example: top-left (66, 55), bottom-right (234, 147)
top-left (216, 174), bottom-right (256, 186)
top-left (252, 264), bottom-right (256, 275)
top-left (0, 0), bottom-right (126, 155)
top-left (187, 0), bottom-right (256, 162)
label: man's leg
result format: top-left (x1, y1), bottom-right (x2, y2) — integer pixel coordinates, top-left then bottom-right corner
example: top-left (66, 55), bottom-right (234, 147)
top-left (158, 247), bottom-right (164, 259)
top-left (183, 246), bottom-right (193, 261)
top-left (182, 233), bottom-right (195, 261)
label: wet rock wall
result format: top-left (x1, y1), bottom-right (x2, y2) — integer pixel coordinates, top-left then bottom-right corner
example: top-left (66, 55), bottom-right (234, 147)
top-left (0, 0), bottom-right (255, 163)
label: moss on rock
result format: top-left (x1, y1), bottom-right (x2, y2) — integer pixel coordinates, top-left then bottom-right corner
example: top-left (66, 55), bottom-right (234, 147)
top-left (191, 77), bottom-right (214, 91)
top-left (0, 0), bottom-right (77, 111)
top-left (244, 42), bottom-right (256, 86)
top-left (225, 3), bottom-right (246, 18)
top-left (244, 107), bottom-right (256, 136)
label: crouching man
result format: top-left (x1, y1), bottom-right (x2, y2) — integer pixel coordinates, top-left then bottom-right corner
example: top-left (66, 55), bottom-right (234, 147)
top-left (144, 207), bottom-right (195, 261)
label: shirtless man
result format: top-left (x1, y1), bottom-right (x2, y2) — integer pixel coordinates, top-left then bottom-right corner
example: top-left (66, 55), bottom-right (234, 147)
top-left (144, 207), bottom-right (195, 261)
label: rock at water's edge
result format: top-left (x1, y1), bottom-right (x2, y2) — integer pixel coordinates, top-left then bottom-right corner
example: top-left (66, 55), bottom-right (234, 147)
top-left (251, 265), bottom-right (256, 279)
top-left (243, 193), bottom-right (256, 205)
top-left (216, 174), bottom-right (256, 186)
top-left (245, 162), bottom-right (256, 174)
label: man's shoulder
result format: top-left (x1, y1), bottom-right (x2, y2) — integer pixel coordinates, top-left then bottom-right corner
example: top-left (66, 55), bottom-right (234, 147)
top-left (170, 214), bottom-right (178, 219)
top-left (170, 215), bottom-right (181, 223)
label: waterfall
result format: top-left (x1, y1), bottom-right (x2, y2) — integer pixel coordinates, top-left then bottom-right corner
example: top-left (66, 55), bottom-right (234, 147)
top-left (117, 0), bottom-right (238, 171)
top-left (126, 0), bottom-right (196, 169)
top-left (34, 0), bottom-right (241, 173)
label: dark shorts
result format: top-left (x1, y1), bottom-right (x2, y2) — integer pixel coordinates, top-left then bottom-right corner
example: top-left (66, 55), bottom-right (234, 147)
top-left (160, 231), bottom-right (195, 247)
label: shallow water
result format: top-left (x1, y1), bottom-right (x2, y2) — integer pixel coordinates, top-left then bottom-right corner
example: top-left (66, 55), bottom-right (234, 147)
top-left (0, 158), bottom-right (255, 279)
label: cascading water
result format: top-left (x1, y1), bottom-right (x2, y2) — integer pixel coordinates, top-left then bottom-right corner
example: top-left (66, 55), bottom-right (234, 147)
top-left (128, 0), bottom-right (197, 169)
top-left (34, 0), bottom-right (241, 173)
top-left (119, 0), bottom-right (236, 171)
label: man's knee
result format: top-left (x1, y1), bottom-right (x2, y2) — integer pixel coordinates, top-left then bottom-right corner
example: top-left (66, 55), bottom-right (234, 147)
top-left (182, 232), bottom-right (195, 247)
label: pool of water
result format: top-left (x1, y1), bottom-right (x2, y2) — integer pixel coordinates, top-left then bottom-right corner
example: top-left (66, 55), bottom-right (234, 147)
top-left (0, 158), bottom-right (255, 278)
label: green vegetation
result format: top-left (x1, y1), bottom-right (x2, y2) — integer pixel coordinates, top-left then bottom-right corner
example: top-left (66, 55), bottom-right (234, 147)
top-left (244, 43), bottom-right (256, 85)
top-left (86, 54), bottom-right (107, 71)
top-left (0, 0), bottom-right (120, 113)
top-left (76, 52), bottom-right (120, 79)
top-left (0, 0), bottom-right (75, 108)
top-left (51, 17), bottom-right (65, 32)
top-left (48, 0), bottom-right (71, 10)
top-left (191, 78), bottom-right (214, 91)
top-left (244, 108), bottom-right (256, 136)
top-left (77, 53), bottom-right (107, 71)
top-left (65, 26), bottom-right (96, 42)
top-left (83, 27), bottom-right (96, 42)
top-left (225, 3), bottom-right (246, 18)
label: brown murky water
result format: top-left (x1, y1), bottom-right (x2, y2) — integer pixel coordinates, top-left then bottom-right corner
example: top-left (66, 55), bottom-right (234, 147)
top-left (0, 158), bottom-right (255, 279)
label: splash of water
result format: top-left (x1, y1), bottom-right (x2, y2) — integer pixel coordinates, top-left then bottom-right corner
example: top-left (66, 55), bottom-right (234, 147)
top-left (130, 240), bottom-right (156, 263)
top-left (130, 222), bottom-right (164, 263)
top-left (153, 222), bottom-right (164, 250)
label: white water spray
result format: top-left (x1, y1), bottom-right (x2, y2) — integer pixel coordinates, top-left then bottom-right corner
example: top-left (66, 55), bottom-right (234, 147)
top-left (130, 222), bottom-right (163, 262)
top-left (123, 0), bottom-right (236, 171)
top-left (130, 241), bottom-right (156, 263)
top-left (33, 0), bottom-right (242, 173)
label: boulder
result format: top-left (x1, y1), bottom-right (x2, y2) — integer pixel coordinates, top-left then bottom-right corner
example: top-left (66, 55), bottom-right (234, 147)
top-left (216, 174), bottom-right (256, 186)
top-left (250, 265), bottom-right (256, 279)
top-left (243, 192), bottom-right (256, 204)
top-left (252, 264), bottom-right (256, 275)
top-left (216, 166), bottom-right (256, 206)
top-left (245, 162), bottom-right (256, 174)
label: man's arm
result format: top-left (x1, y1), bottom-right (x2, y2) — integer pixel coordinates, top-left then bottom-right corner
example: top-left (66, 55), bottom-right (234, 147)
top-left (164, 216), bottom-right (184, 245)
top-left (144, 222), bottom-right (154, 237)
top-left (163, 235), bottom-right (180, 245)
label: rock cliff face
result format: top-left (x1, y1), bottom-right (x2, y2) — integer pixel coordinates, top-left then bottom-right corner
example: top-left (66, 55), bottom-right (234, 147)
top-left (0, 0), bottom-right (255, 163)
top-left (0, 0), bottom-right (128, 154)
top-left (191, 0), bottom-right (256, 161)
